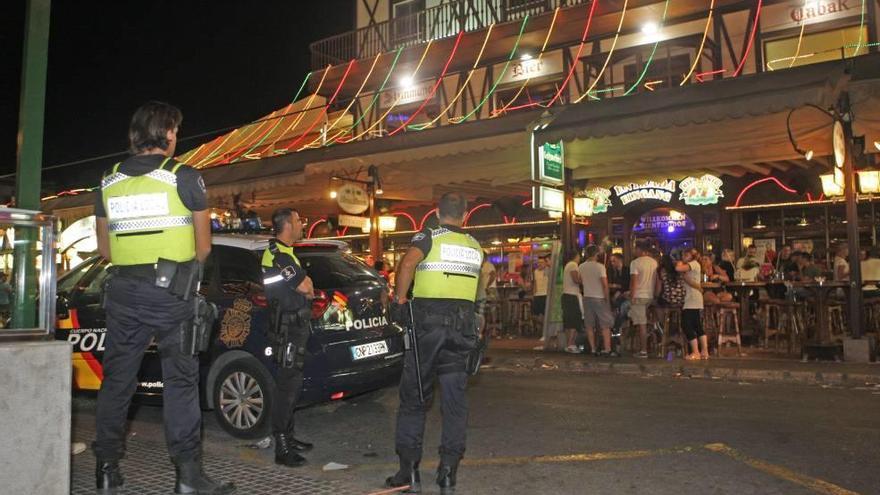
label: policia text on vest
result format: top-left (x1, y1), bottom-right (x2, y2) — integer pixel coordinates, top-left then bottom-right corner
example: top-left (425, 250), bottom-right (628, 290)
top-left (92, 101), bottom-right (234, 494)
top-left (385, 192), bottom-right (484, 495)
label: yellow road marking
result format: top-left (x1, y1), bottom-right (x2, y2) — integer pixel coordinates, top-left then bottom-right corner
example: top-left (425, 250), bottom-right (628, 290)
top-left (704, 443), bottom-right (861, 495)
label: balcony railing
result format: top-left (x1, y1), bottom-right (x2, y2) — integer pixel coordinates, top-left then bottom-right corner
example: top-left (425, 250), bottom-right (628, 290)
top-left (309, 0), bottom-right (588, 70)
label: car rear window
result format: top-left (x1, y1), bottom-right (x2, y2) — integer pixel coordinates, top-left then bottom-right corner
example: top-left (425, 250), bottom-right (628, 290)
top-left (214, 245), bottom-right (262, 285)
top-left (297, 250), bottom-right (380, 290)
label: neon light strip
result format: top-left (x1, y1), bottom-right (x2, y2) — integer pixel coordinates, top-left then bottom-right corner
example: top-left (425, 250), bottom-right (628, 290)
top-left (850, 0), bottom-right (866, 57)
top-left (194, 119), bottom-right (262, 168)
top-left (449, 16), bottom-right (530, 124)
top-left (264, 65), bottom-right (332, 155)
top-left (494, 8), bottom-right (560, 116)
top-left (547, 0), bottom-right (599, 106)
top-left (767, 52), bottom-right (815, 70)
top-left (409, 24), bottom-right (496, 131)
top-left (391, 211), bottom-right (418, 230)
top-left (419, 208), bottom-right (438, 230)
top-left (734, 177), bottom-right (798, 207)
top-left (694, 68), bottom-right (725, 82)
top-left (732, 0), bottom-right (762, 77)
top-left (339, 40), bottom-right (435, 143)
top-left (789, 0), bottom-right (809, 69)
top-left (388, 31), bottom-right (464, 136)
top-left (307, 218), bottom-right (327, 239)
top-left (463, 203), bottom-right (492, 226)
top-left (624, 0), bottom-right (671, 95)
top-left (680, 0), bottom-right (715, 86)
top-left (225, 73), bottom-right (314, 163)
top-left (328, 47), bottom-right (403, 143)
top-left (282, 59), bottom-right (356, 151)
top-left (574, 0), bottom-right (629, 103)
top-left (301, 52), bottom-right (382, 149)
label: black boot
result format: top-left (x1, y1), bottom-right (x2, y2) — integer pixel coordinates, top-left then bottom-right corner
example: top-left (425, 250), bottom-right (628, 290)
top-left (273, 433), bottom-right (307, 467)
top-left (289, 436), bottom-right (313, 452)
top-left (173, 458), bottom-right (236, 494)
top-left (436, 462), bottom-right (458, 495)
top-left (384, 458), bottom-right (421, 493)
top-left (95, 459), bottom-right (124, 494)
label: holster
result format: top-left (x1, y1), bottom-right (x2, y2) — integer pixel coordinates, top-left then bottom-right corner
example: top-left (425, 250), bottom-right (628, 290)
top-left (181, 294), bottom-right (218, 355)
top-left (157, 258), bottom-right (200, 301)
top-left (272, 306), bottom-right (311, 369)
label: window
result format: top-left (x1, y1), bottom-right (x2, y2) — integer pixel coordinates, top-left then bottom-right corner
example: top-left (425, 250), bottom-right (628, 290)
top-left (214, 246), bottom-right (262, 286)
top-left (764, 25), bottom-right (869, 70)
top-left (392, 0), bottom-right (424, 45)
top-left (298, 251), bottom-right (380, 290)
top-left (623, 53), bottom-right (691, 93)
top-left (57, 257), bottom-right (100, 295)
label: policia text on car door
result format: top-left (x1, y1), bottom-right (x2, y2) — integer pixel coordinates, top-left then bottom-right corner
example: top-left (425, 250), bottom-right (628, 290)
top-left (261, 208), bottom-right (316, 467)
top-left (93, 101), bottom-right (234, 495)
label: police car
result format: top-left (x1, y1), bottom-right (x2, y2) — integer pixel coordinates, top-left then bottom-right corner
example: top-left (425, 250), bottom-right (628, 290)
top-left (55, 235), bottom-right (405, 438)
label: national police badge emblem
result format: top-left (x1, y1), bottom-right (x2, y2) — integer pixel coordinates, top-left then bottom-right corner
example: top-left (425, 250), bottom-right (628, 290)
top-left (220, 298), bottom-right (253, 348)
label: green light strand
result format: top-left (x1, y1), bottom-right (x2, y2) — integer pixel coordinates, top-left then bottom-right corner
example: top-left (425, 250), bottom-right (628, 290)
top-left (233, 72), bottom-right (313, 161)
top-left (336, 46), bottom-right (404, 140)
top-left (623, 0), bottom-right (671, 96)
top-left (452, 15), bottom-right (530, 124)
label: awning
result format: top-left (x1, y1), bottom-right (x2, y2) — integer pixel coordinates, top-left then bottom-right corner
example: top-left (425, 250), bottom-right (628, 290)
top-left (534, 54), bottom-right (880, 187)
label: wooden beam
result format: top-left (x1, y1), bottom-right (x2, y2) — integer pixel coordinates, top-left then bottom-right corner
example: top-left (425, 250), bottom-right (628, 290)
top-left (741, 163), bottom-right (773, 175)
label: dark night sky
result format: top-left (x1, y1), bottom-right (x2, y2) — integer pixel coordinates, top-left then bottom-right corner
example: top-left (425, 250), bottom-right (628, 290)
top-left (1, 1), bottom-right (354, 195)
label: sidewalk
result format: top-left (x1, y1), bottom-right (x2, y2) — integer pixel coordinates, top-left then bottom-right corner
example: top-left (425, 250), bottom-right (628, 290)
top-left (484, 340), bottom-right (880, 387)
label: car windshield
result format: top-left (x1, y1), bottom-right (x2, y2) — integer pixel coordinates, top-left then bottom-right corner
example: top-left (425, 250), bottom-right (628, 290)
top-left (57, 258), bottom-right (100, 294)
top-left (298, 250), bottom-right (380, 289)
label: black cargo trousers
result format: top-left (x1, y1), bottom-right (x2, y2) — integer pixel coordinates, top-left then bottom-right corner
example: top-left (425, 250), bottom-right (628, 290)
top-left (395, 298), bottom-right (477, 465)
top-left (93, 275), bottom-right (201, 463)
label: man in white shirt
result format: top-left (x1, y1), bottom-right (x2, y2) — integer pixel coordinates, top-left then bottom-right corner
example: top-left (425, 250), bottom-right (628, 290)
top-left (532, 255), bottom-right (549, 331)
top-left (578, 246), bottom-right (616, 356)
top-left (861, 247), bottom-right (880, 297)
top-left (833, 243), bottom-right (849, 281)
top-left (629, 242), bottom-right (658, 358)
top-left (677, 248), bottom-right (707, 360)
top-left (561, 250), bottom-right (583, 353)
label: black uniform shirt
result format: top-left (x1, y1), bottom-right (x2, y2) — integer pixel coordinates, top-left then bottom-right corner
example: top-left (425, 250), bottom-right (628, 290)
top-left (262, 240), bottom-right (308, 312)
top-left (95, 154), bottom-right (208, 217)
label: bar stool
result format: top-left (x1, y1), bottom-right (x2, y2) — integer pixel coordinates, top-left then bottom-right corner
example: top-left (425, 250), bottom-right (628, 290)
top-left (715, 302), bottom-right (742, 357)
top-left (509, 299), bottom-right (534, 337)
top-left (702, 302), bottom-right (719, 351)
top-left (658, 305), bottom-right (687, 358)
top-left (484, 300), bottom-right (501, 336)
top-left (827, 302), bottom-right (846, 341)
top-left (760, 299), bottom-right (784, 350)
top-left (777, 300), bottom-right (806, 354)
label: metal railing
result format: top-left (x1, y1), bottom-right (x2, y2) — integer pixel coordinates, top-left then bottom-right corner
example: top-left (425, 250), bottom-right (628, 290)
top-left (309, 0), bottom-right (588, 70)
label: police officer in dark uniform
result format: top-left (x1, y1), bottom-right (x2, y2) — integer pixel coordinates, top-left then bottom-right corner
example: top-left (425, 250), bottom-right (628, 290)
top-left (93, 102), bottom-right (234, 494)
top-left (261, 208), bottom-right (315, 467)
top-left (386, 192), bottom-right (484, 495)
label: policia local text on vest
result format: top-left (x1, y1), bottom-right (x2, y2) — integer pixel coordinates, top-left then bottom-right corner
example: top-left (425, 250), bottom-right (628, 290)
top-left (385, 192), bottom-right (484, 495)
top-left (93, 101), bottom-right (234, 495)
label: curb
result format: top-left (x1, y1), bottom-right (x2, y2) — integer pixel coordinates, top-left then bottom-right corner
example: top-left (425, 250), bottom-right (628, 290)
top-left (483, 356), bottom-right (880, 387)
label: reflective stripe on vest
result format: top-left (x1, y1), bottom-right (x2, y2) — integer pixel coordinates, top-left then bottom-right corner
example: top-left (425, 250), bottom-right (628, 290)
top-left (102, 157), bottom-right (196, 266)
top-left (413, 228), bottom-right (483, 301)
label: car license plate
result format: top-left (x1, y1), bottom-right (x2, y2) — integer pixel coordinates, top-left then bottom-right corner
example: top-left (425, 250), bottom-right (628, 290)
top-left (351, 340), bottom-right (389, 361)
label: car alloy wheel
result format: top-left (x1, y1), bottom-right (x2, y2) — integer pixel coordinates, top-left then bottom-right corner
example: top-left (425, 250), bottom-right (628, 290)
top-left (218, 370), bottom-right (265, 431)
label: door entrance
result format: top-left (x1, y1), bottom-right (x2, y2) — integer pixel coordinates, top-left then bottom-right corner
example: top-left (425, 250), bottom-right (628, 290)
top-left (632, 208), bottom-right (696, 255)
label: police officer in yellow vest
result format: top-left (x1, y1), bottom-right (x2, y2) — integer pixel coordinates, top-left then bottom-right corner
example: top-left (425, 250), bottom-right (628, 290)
top-left (260, 208), bottom-right (315, 467)
top-left (94, 102), bottom-right (234, 494)
top-left (385, 192), bottom-right (484, 495)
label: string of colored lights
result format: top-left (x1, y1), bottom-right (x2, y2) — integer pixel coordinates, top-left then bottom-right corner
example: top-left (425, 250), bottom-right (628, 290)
top-left (574, 0), bottom-right (629, 103)
top-left (788, 0), bottom-right (810, 68)
top-left (624, 0), bottom-right (670, 95)
top-left (300, 52), bottom-right (382, 149)
top-left (327, 47), bottom-right (404, 143)
top-left (225, 72), bottom-right (314, 163)
top-left (731, 0), bottom-right (762, 77)
top-left (388, 31), bottom-right (465, 136)
top-left (448, 15), bottom-right (530, 124)
top-left (263, 64), bottom-right (332, 155)
top-left (409, 24), bottom-right (495, 131)
top-left (338, 40), bottom-right (435, 143)
top-left (282, 59), bottom-right (356, 151)
top-left (850, 0), bottom-right (866, 57)
top-left (493, 7), bottom-right (560, 116)
top-left (680, 0), bottom-right (715, 86)
top-left (546, 0), bottom-right (598, 107)
top-left (193, 115), bottom-right (264, 168)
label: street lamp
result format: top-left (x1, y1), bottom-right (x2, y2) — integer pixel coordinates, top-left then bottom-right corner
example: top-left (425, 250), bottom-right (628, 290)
top-left (820, 173), bottom-right (844, 196)
top-left (858, 169), bottom-right (880, 194)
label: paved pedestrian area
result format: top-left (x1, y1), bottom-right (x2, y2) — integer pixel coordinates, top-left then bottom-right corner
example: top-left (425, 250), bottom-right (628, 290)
top-left (70, 424), bottom-right (359, 495)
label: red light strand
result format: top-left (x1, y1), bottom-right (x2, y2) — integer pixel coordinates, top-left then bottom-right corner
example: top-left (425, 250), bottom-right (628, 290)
top-left (419, 208), bottom-right (438, 230)
top-left (734, 177), bottom-right (798, 207)
top-left (732, 0), bottom-right (762, 77)
top-left (546, 0), bottom-right (599, 107)
top-left (283, 60), bottom-right (357, 151)
top-left (307, 218), bottom-right (327, 239)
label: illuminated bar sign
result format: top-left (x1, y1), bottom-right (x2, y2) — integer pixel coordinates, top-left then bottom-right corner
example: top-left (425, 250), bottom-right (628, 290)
top-left (585, 187), bottom-right (612, 213)
top-left (531, 135), bottom-right (564, 185)
top-left (614, 179), bottom-right (676, 205)
top-left (679, 174), bottom-right (724, 206)
top-left (532, 185), bottom-right (565, 212)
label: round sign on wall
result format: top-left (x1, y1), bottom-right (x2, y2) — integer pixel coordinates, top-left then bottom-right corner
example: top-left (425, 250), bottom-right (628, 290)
top-left (337, 183), bottom-right (369, 214)
top-left (833, 120), bottom-right (846, 169)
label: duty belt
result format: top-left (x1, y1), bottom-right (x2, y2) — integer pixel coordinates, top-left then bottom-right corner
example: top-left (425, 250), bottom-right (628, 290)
top-left (112, 264), bottom-right (157, 280)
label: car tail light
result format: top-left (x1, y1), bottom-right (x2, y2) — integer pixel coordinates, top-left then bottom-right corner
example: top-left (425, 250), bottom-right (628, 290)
top-left (311, 289), bottom-right (329, 319)
top-left (330, 391), bottom-right (345, 400)
top-left (250, 293), bottom-right (269, 308)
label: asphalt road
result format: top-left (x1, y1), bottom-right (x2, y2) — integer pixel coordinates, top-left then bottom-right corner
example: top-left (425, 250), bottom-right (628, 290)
top-left (73, 370), bottom-right (880, 494)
